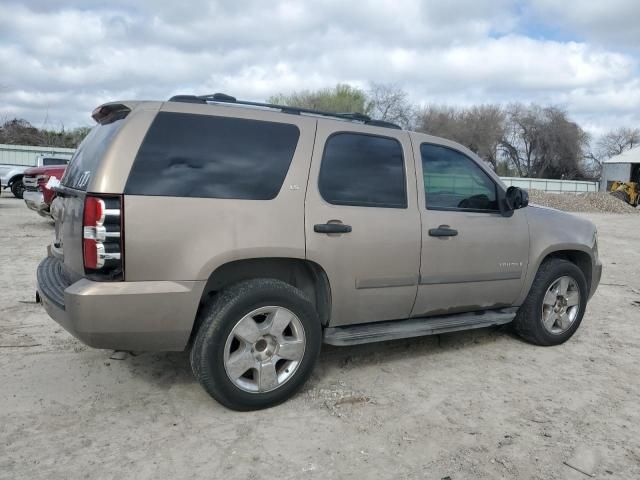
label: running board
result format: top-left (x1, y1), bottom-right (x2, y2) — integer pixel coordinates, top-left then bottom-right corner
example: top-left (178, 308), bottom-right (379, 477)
top-left (323, 308), bottom-right (517, 346)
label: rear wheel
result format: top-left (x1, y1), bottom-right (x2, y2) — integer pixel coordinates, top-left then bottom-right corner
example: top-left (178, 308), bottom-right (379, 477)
top-left (11, 178), bottom-right (25, 199)
top-left (513, 258), bottom-right (587, 346)
top-left (190, 278), bottom-right (322, 410)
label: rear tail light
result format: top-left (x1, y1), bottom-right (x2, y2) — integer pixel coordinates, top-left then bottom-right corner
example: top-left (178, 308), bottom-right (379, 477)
top-left (83, 195), bottom-right (124, 279)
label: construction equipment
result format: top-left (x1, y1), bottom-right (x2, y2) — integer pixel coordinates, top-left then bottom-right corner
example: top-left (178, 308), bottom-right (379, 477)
top-left (609, 181), bottom-right (640, 207)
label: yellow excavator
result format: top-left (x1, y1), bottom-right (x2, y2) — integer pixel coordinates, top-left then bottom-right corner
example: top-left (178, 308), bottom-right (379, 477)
top-left (610, 181), bottom-right (640, 207)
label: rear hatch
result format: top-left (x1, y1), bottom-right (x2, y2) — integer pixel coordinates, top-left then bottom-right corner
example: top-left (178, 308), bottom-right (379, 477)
top-left (53, 104), bottom-right (130, 283)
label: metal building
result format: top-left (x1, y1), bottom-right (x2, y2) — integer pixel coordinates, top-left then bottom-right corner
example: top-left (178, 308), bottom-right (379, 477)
top-left (600, 146), bottom-right (640, 191)
top-left (0, 143), bottom-right (75, 166)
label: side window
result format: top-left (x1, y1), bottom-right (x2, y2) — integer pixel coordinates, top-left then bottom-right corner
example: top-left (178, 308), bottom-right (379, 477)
top-left (318, 133), bottom-right (407, 208)
top-left (421, 143), bottom-right (498, 211)
top-left (125, 112), bottom-right (300, 199)
top-left (43, 158), bottom-right (69, 166)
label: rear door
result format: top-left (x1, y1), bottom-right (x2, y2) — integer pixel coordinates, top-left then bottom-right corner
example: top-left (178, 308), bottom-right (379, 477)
top-left (305, 121), bottom-right (421, 327)
top-left (410, 135), bottom-right (529, 317)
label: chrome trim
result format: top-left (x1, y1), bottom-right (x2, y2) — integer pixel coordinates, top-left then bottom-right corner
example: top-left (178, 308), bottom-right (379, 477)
top-left (104, 208), bottom-right (120, 217)
top-left (23, 176), bottom-right (39, 188)
top-left (23, 190), bottom-right (48, 215)
top-left (83, 226), bottom-right (97, 240)
top-left (98, 250), bottom-right (121, 262)
top-left (95, 243), bottom-right (106, 268)
top-left (83, 225), bottom-right (120, 242)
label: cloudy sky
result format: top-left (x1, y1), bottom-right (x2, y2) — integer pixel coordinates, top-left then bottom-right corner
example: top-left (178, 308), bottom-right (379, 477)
top-left (0, 0), bottom-right (638, 136)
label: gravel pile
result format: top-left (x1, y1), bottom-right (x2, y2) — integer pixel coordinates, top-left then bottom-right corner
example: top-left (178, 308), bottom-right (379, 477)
top-left (528, 190), bottom-right (639, 214)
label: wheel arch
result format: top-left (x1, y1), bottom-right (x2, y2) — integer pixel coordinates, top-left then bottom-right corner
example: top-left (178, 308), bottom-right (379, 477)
top-left (193, 257), bottom-right (332, 338)
top-left (541, 250), bottom-right (592, 288)
top-left (8, 173), bottom-right (24, 186)
top-left (518, 246), bottom-right (593, 305)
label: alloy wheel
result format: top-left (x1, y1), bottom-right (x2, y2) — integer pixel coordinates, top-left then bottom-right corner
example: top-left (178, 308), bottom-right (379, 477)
top-left (223, 306), bottom-right (306, 393)
top-left (541, 275), bottom-right (581, 334)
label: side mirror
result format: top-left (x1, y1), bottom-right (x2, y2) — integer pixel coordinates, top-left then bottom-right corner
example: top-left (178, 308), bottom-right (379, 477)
top-left (504, 186), bottom-right (529, 211)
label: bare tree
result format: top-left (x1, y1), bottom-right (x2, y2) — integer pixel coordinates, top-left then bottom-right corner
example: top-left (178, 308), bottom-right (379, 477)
top-left (414, 105), bottom-right (461, 139)
top-left (583, 127), bottom-right (640, 177)
top-left (366, 83), bottom-right (414, 128)
top-left (499, 104), bottom-right (588, 179)
top-left (459, 105), bottom-right (505, 169)
top-left (415, 104), bottom-right (505, 169)
top-left (597, 127), bottom-right (640, 158)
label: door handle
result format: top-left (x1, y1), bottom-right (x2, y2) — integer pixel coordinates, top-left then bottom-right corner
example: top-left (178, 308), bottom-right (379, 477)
top-left (314, 223), bottom-right (352, 234)
top-left (428, 225), bottom-right (458, 237)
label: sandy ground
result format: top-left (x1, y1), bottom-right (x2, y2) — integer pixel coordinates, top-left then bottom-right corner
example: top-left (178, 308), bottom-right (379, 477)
top-left (1, 191), bottom-right (639, 480)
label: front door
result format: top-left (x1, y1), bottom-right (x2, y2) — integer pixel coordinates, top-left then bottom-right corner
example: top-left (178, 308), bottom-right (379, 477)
top-left (305, 121), bottom-right (421, 327)
top-left (410, 136), bottom-right (529, 317)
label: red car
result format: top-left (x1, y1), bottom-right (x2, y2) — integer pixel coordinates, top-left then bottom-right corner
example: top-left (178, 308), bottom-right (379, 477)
top-left (22, 165), bottom-right (66, 217)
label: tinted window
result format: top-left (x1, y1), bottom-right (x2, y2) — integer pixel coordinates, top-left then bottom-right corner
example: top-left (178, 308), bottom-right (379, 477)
top-left (421, 144), bottom-right (498, 211)
top-left (125, 112), bottom-right (300, 199)
top-left (43, 157), bottom-right (69, 166)
top-left (63, 118), bottom-right (126, 190)
top-left (319, 133), bottom-right (406, 208)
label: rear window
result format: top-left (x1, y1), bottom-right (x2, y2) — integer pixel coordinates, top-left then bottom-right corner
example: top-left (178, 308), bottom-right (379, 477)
top-left (62, 118), bottom-right (126, 190)
top-left (124, 112), bottom-right (300, 199)
top-left (42, 157), bottom-right (69, 166)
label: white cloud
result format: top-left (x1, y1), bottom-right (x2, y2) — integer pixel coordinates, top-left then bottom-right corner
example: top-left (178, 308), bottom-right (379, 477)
top-left (0, 0), bottom-right (638, 135)
top-left (529, 0), bottom-right (640, 49)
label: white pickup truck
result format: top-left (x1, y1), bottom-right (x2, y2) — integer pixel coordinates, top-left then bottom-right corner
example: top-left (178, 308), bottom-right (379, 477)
top-left (0, 155), bottom-right (72, 198)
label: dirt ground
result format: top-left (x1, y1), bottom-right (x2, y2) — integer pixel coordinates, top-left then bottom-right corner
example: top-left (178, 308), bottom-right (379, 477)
top-left (1, 191), bottom-right (639, 480)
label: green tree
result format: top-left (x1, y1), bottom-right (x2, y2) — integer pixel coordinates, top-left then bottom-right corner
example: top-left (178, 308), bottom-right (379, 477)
top-left (268, 84), bottom-right (369, 114)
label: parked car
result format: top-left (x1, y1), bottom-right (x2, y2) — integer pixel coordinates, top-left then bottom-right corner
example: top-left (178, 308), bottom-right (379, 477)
top-left (22, 164), bottom-right (67, 217)
top-left (0, 155), bottom-right (70, 199)
top-left (37, 94), bottom-right (602, 410)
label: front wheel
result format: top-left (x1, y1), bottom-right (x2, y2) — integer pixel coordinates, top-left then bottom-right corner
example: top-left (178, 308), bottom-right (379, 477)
top-left (190, 278), bottom-right (322, 410)
top-left (11, 179), bottom-right (25, 199)
top-left (513, 258), bottom-right (588, 346)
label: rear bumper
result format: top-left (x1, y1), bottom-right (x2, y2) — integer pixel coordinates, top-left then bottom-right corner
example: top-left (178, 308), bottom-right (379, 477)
top-left (23, 190), bottom-right (50, 217)
top-left (37, 256), bottom-right (205, 351)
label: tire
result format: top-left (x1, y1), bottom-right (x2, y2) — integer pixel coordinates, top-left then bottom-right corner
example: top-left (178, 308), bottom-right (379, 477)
top-left (190, 278), bottom-right (322, 411)
top-left (11, 178), bottom-right (25, 199)
top-left (513, 258), bottom-right (588, 346)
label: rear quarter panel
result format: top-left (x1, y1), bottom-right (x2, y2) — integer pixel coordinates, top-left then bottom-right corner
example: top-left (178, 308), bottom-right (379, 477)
top-left (123, 104), bottom-right (317, 281)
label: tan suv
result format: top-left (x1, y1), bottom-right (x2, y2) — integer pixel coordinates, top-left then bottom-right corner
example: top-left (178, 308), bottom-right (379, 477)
top-left (37, 94), bottom-right (602, 410)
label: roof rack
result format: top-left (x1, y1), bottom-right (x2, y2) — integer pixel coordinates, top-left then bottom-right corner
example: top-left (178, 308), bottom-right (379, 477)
top-left (167, 93), bottom-right (402, 130)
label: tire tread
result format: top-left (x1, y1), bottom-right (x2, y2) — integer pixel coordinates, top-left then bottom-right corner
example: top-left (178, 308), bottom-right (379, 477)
top-left (513, 258), bottom-right (587, 346)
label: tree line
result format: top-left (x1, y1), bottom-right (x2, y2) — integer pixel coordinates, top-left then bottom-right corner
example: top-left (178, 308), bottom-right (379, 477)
top-left (3, 83), bottom-right (638, 180)
top-left (0, 118), bottom-right (90, 149)
top-left (269, 83), bottom-right (639, 180)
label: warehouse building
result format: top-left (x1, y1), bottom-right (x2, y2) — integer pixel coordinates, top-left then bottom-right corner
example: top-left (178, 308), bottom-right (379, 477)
top-left (0, 143), bottom-right (75, 166)
top-left (600, 146), bottom-right (640, 191)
